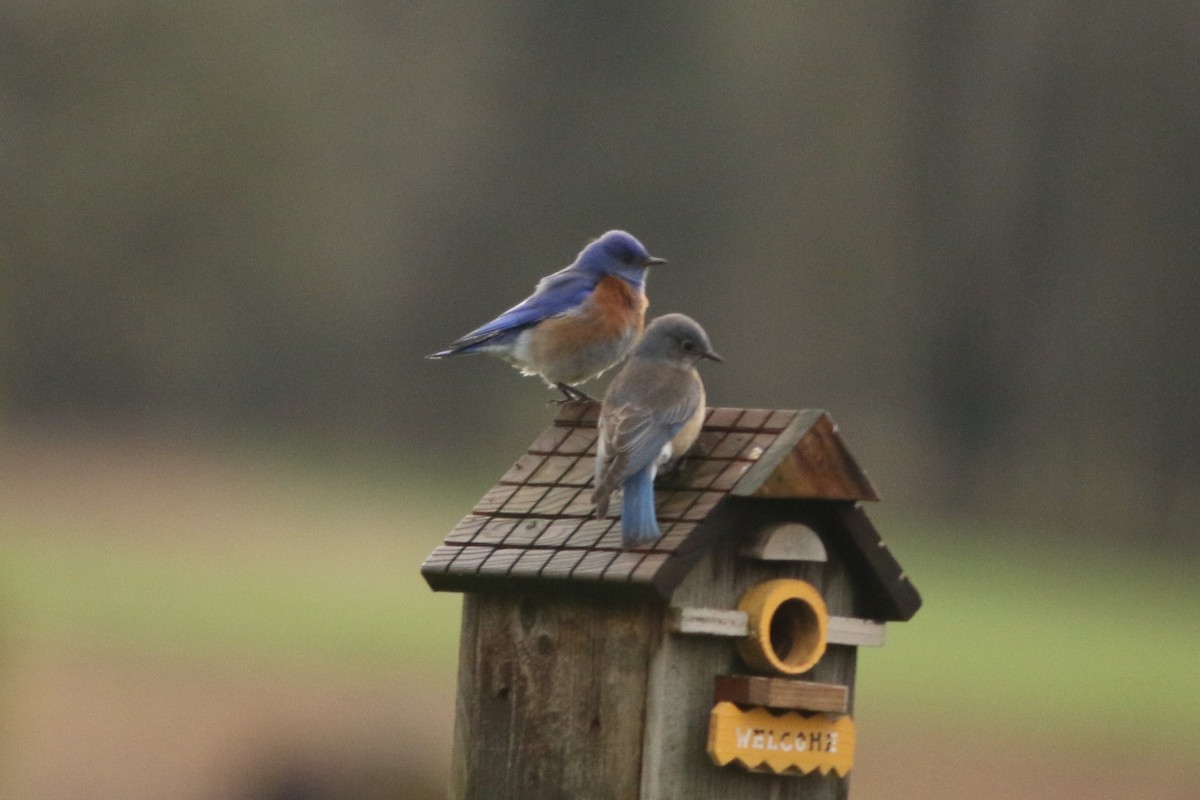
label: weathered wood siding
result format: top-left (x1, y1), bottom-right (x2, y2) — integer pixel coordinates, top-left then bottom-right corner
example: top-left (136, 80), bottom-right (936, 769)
top-left (452, 592), bottom-right (662, 800)
top-left (639, 501), bottom-right (858, 800)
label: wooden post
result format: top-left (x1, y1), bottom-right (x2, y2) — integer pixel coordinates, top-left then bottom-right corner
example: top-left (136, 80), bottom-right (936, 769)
top-left (451, 593), bottom-right (662, 800)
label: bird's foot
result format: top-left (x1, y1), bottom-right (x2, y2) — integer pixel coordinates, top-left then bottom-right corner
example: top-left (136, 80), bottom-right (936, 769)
top-left (550, 383), bottom-right (597, 405)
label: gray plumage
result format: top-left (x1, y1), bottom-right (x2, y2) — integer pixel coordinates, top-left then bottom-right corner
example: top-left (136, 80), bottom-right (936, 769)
top-left (592, 313), bottom-right (722, 546)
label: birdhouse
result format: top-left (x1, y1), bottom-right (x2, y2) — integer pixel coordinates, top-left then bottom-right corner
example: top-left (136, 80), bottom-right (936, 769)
top-left (421, 403), bottom-right (922, 800)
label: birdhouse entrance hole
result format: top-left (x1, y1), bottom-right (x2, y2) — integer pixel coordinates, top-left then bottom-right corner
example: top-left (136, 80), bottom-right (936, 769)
top-left (770, 599), bottom-right (821, 670)
top-left (737, 579), bottom-right (829, 675)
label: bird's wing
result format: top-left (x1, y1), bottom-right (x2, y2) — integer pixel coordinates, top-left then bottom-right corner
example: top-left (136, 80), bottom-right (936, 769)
top-left (442, 267), bottom-right (598, 350)
top-left (593, 364), bottom-right (700, 499)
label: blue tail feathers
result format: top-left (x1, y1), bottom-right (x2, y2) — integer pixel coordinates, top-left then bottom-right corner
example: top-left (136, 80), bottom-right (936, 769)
top-left (427, 327), bottom-right (523, 359)
top-left (620, 466), bottom-right (661, 547)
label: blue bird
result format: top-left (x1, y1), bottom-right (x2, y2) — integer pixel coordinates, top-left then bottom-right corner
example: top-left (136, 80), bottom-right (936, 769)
top-left (591, 313), bottom-right (722, 548)
top-left (428, 230), bottom-right (665, 402)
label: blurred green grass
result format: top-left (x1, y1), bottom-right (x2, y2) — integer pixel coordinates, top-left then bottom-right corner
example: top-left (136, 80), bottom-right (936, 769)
top-left (0, 459), bottom-right (1196, 757)
top-left (858, 511), bottom-right (1200, 756)
top-left (0, 457), bottom-right (471, 675)
top-left (0, 528), bottom-right (462, 673)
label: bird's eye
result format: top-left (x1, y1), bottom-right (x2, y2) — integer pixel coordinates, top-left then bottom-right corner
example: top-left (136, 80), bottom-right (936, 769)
top-left (682, 340), bottom-right (696, 352)
top-left (620, 252), bottom-right (635, 264)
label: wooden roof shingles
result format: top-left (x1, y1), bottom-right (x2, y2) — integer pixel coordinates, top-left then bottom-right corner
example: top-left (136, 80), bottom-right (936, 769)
top-left (421, 402), bottom-right (921, 619)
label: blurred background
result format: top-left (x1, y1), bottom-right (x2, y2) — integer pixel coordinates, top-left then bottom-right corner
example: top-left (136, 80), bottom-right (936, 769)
top-left (1, 2), bottom-right (1198, 798)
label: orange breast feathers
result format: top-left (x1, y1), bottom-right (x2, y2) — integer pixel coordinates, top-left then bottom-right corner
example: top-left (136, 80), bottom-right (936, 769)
top-left (589, 274), bottom-right (648, 333)
top-left (526, 275), bottom-right (647, 383)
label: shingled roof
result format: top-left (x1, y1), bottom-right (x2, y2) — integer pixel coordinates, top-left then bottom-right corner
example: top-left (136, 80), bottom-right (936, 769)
top-left (421, 403), bottom-right (921, 621)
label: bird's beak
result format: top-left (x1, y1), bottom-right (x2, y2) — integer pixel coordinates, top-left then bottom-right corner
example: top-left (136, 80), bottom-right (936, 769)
top-left (703, 350), bottom-right (724, 363)
top-left (646, 256), bottom-right (667, 266)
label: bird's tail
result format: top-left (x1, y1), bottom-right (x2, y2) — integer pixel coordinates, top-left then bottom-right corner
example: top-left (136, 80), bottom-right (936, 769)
top-left (620, 466), bottom-right (661, 548)
top-left (427, 329), bottom-right (518, 359)
top-left (426, 344), bottom-right (471, 359)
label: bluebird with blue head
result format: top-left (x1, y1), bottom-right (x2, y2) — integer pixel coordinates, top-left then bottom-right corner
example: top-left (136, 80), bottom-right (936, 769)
top-left (428, 230), bottom-right (665, 402)
top-left (592, 313), bottom-right (723, 548)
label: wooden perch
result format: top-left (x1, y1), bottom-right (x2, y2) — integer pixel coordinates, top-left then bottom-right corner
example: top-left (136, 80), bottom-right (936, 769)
top-left (714, 675), bottom-right (849, 714)
top-left (668, 607), bottom-right (886, 647)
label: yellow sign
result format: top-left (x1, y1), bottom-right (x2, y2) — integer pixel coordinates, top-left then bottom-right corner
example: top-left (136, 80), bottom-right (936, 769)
top-left (707, 701), bottom-right (855, 776)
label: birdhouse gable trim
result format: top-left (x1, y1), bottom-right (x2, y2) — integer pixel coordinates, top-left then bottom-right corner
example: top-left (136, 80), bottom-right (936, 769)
top-left (729, 410), bottom-right (880, 502)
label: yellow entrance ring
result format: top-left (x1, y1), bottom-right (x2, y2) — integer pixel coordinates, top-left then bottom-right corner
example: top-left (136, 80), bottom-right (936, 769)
top-left (736, 579), bottom-right (829, 675)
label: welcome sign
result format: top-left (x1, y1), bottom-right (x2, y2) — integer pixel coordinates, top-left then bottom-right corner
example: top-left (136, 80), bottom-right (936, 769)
top-left (707, 702), bottom-right (856, 776)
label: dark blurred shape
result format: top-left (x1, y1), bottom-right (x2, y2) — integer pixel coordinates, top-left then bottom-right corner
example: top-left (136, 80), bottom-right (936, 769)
top-left (1, 1), bottom-right (1197, 548)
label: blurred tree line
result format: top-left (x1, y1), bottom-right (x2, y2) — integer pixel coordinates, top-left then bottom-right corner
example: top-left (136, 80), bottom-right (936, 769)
top-left (2, 1), bottom-right (1197, 549)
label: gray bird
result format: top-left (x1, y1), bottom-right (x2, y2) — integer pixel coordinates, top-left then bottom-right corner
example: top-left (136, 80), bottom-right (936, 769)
top-left (592, 313), bottom-right (722, 547)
